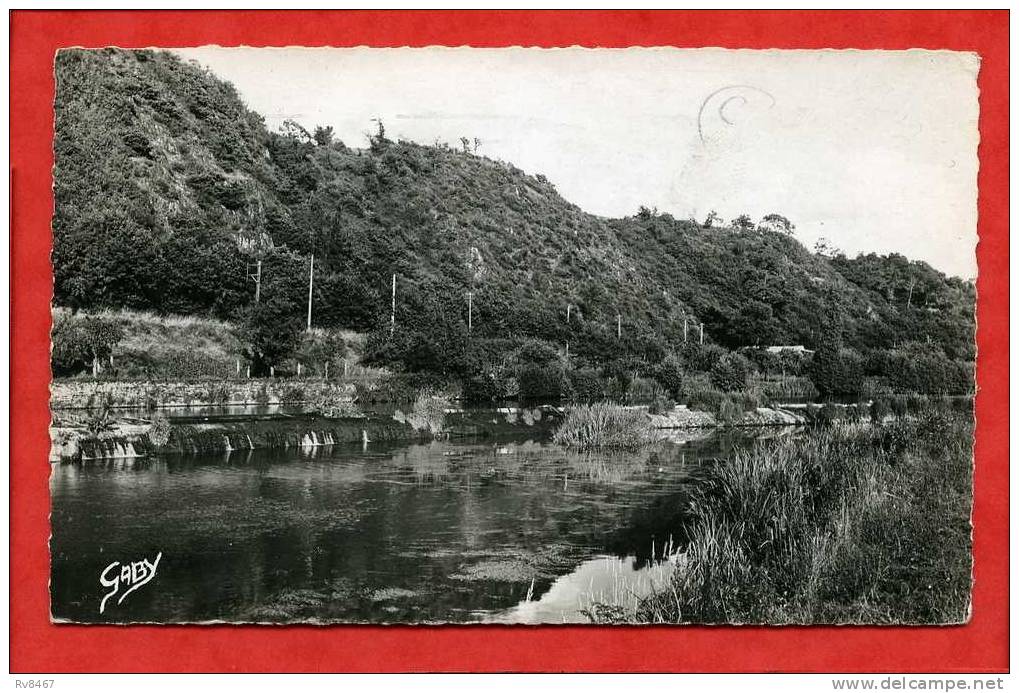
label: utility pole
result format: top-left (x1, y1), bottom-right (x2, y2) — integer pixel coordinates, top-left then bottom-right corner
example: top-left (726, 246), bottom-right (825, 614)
top-left (390, 273), bottom-right (397, 335)
top-left (250, 259), bottom-right (263, 303)
top-left (566, 304), bottom-right (571, 324)
top-left (617, 314), bottom-right (622, 339)
top-left (306, 254), bottom-right (314, 331)
top-left (683, 316), bottom-right (688, 343)
top-left (467, 291), bottom-right (473, 334)
top-left (699, 323), bottom-right (704, 345)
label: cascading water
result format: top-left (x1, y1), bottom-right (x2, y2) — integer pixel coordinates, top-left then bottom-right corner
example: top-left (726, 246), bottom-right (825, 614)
top-left (79, 437), bottom-right (145, 461)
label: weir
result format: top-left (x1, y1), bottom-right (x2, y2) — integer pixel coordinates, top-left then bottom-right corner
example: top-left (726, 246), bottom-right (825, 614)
top-left (54, 408), bottom-right (563, 463)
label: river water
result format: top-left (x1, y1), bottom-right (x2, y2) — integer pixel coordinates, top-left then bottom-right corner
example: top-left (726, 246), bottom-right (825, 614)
top-left (50, 425), bottom-right (789, 624)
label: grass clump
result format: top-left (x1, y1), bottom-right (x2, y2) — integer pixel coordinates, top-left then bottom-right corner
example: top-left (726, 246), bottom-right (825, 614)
top-left (552, 403), bottom-right (656, 449)
top-left (595, 410), bottom-right (972, 624)
top-left (394, 393), bottom-right (451, 436)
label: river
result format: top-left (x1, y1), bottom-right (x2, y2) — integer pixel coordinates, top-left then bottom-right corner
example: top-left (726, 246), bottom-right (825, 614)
top-left (50, 422), bottom-right (790, 624)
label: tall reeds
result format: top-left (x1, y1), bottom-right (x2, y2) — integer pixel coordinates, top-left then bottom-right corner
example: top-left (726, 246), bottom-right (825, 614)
top-left (552, 403), bottom-right (656, 449)
top-left (594, 410), bottom-right (972, 624)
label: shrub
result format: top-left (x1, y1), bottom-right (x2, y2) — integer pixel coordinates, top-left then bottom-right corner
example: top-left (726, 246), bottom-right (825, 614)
top-left (393, 393), bottom-right (450, 437)
top-left (279, 384), bottom-right (306, 404)
top-left (568, 368), bottom-right (604, 403)
top-left (518, 362), bottom-right (569, 402)
top-left (653, 355), bottom-right (685, 399)
top-left (51, 313), bottom-right (124, 377)
top-left (627, 375), bottom-right (665, 403)
top-left (682, 343), bottom-right (727, 372)
top-left (753, 375), bottom-right (818, 401)
top-left (709, 353), bottom-right (752, 392)
top-left (147, 412), bottom-right (172, 447)
top-left (716, 396), bottom-right (744, 424)
top-left (648, 395), bottom-right (675, 415)
top-left (686, 387), bottom-right (725, 414)
top-left (870, 398), bottom-right (891, 424)
top-left (809, 346), bottom-right (865, 398)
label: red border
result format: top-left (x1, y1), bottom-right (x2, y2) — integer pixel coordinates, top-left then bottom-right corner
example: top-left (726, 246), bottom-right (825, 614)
top-left (10, 10), bottom-right (1009, 673)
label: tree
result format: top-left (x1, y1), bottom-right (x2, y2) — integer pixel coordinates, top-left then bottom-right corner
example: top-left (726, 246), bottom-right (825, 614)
top-left (814, 237), bottom-right (842, 258)
top-left (313, 125), bottom-right (335, 147)
top-left (367, 118), bottom-right (387, 152)
top-left (730, 300), bottom-right (779, 346)
top-left (239, 292), bottom-right (305, 376)
top-left (731, 214), bottom-right (755, 232)
top-left (653, 354), bottom-right (685, 398)
top-left (758, 213), bottom-right (795, 234)
top-left (52, 314), bottom-right (124, 377)
top-left (709, 352), bottom-right (751, 391)
top-left (703, 210), bottom-right (721, 228)
top-left (808, 342), bottom-right (864, 397)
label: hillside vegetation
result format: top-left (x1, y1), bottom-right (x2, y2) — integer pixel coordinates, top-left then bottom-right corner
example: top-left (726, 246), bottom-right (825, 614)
top-left (53, 48), bottom-right (975, 398)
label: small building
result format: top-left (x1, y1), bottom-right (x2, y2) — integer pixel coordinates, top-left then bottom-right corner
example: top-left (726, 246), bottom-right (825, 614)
top-left (764, 345), bottom-right (815, 355)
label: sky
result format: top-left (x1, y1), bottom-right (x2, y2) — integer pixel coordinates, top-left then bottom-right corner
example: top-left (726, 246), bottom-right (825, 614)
top-left (174, 47), bottom-right (980, 278)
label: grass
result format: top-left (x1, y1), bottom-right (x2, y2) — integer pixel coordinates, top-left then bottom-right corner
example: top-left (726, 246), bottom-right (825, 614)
top-left (752, 374), bottom-right (818, 401)
top-left (51, 307), bottom-right (389, 385)
top-left (393, 393), bottom-right (451, 436)
top-left (590, 408), bottom-right (973, 624)
top-left (552, 403), bottom-right (656, 449)
top-left (54, 306), bottom-right (243, 380)
top-left (684, 384), bottom-right (768, 423)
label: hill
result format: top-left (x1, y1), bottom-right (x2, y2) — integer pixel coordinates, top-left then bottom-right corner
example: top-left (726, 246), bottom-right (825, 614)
top-left (52, 48), bottom-right (975, 395)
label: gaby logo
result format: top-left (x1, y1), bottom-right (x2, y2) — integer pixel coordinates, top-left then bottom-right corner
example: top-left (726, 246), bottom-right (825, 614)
top-left (99, 552), bottom-right (162, 614)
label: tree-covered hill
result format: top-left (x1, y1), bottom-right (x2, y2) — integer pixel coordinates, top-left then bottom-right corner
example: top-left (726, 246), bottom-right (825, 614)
top-left (53, 48), bottom-right (975, 390)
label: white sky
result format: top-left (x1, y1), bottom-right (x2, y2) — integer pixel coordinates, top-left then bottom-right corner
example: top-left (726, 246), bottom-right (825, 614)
top-left (175, 47), bottom-right (980, 278)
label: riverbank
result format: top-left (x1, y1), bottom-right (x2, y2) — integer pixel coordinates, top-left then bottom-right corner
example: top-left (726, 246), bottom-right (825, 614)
top-left (588, 409), bottom-right (973, 624)
top-left (50, 377), bottom-right (959, 462)
top-left (49, 404), bottom-right (565, 462)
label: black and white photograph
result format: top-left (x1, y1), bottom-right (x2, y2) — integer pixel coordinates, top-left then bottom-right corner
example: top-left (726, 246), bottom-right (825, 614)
top-left (48, 46), bottom-right (978, 625)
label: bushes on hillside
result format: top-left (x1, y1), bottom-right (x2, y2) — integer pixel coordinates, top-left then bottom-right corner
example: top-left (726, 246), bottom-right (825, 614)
top-left (809, 344), bottom-right (865, 398)
top-left (866, 345), bottom-right (973, 396)
top-left (239, 291), bottom-right (305, 376)
top-left (51, 313), bottom-right (124, 377)
top-left (518, 363), bottom-right (570, 402)
top-left (653, 354), bottom-right (685, 399)
top-left (568, 368), bottom-right (605, 403)
top-left (709, 353), bottom-right (751, 391)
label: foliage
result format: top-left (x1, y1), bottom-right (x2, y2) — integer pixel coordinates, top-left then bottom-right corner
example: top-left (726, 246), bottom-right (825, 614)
top-left (240, 290), bottom-right (305, 376)
top-left (51, 312), bottom-right (124, 376)
top-left (809, 344), bottom-right (865, 398)
top-left (709, 353), bottom-right (752, 391)
top-left (652, 354), bottom-right (685, 399)
top-left (685, 386), bottom-right (767, 422)
top-left (147, 412), bottom-right (172, 446)
top-left (567, 368), bottom-right (604, 403)
top-left (518, 362), bottom-right (570, 403)
top-left (865, 344), bottom-right (973, 396)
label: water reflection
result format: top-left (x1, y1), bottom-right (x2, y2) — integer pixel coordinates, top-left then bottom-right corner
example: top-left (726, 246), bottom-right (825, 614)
top-left (482, 554), bottom-right (677, 624)
top-left (50, 429), bottom-right (764, 624)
